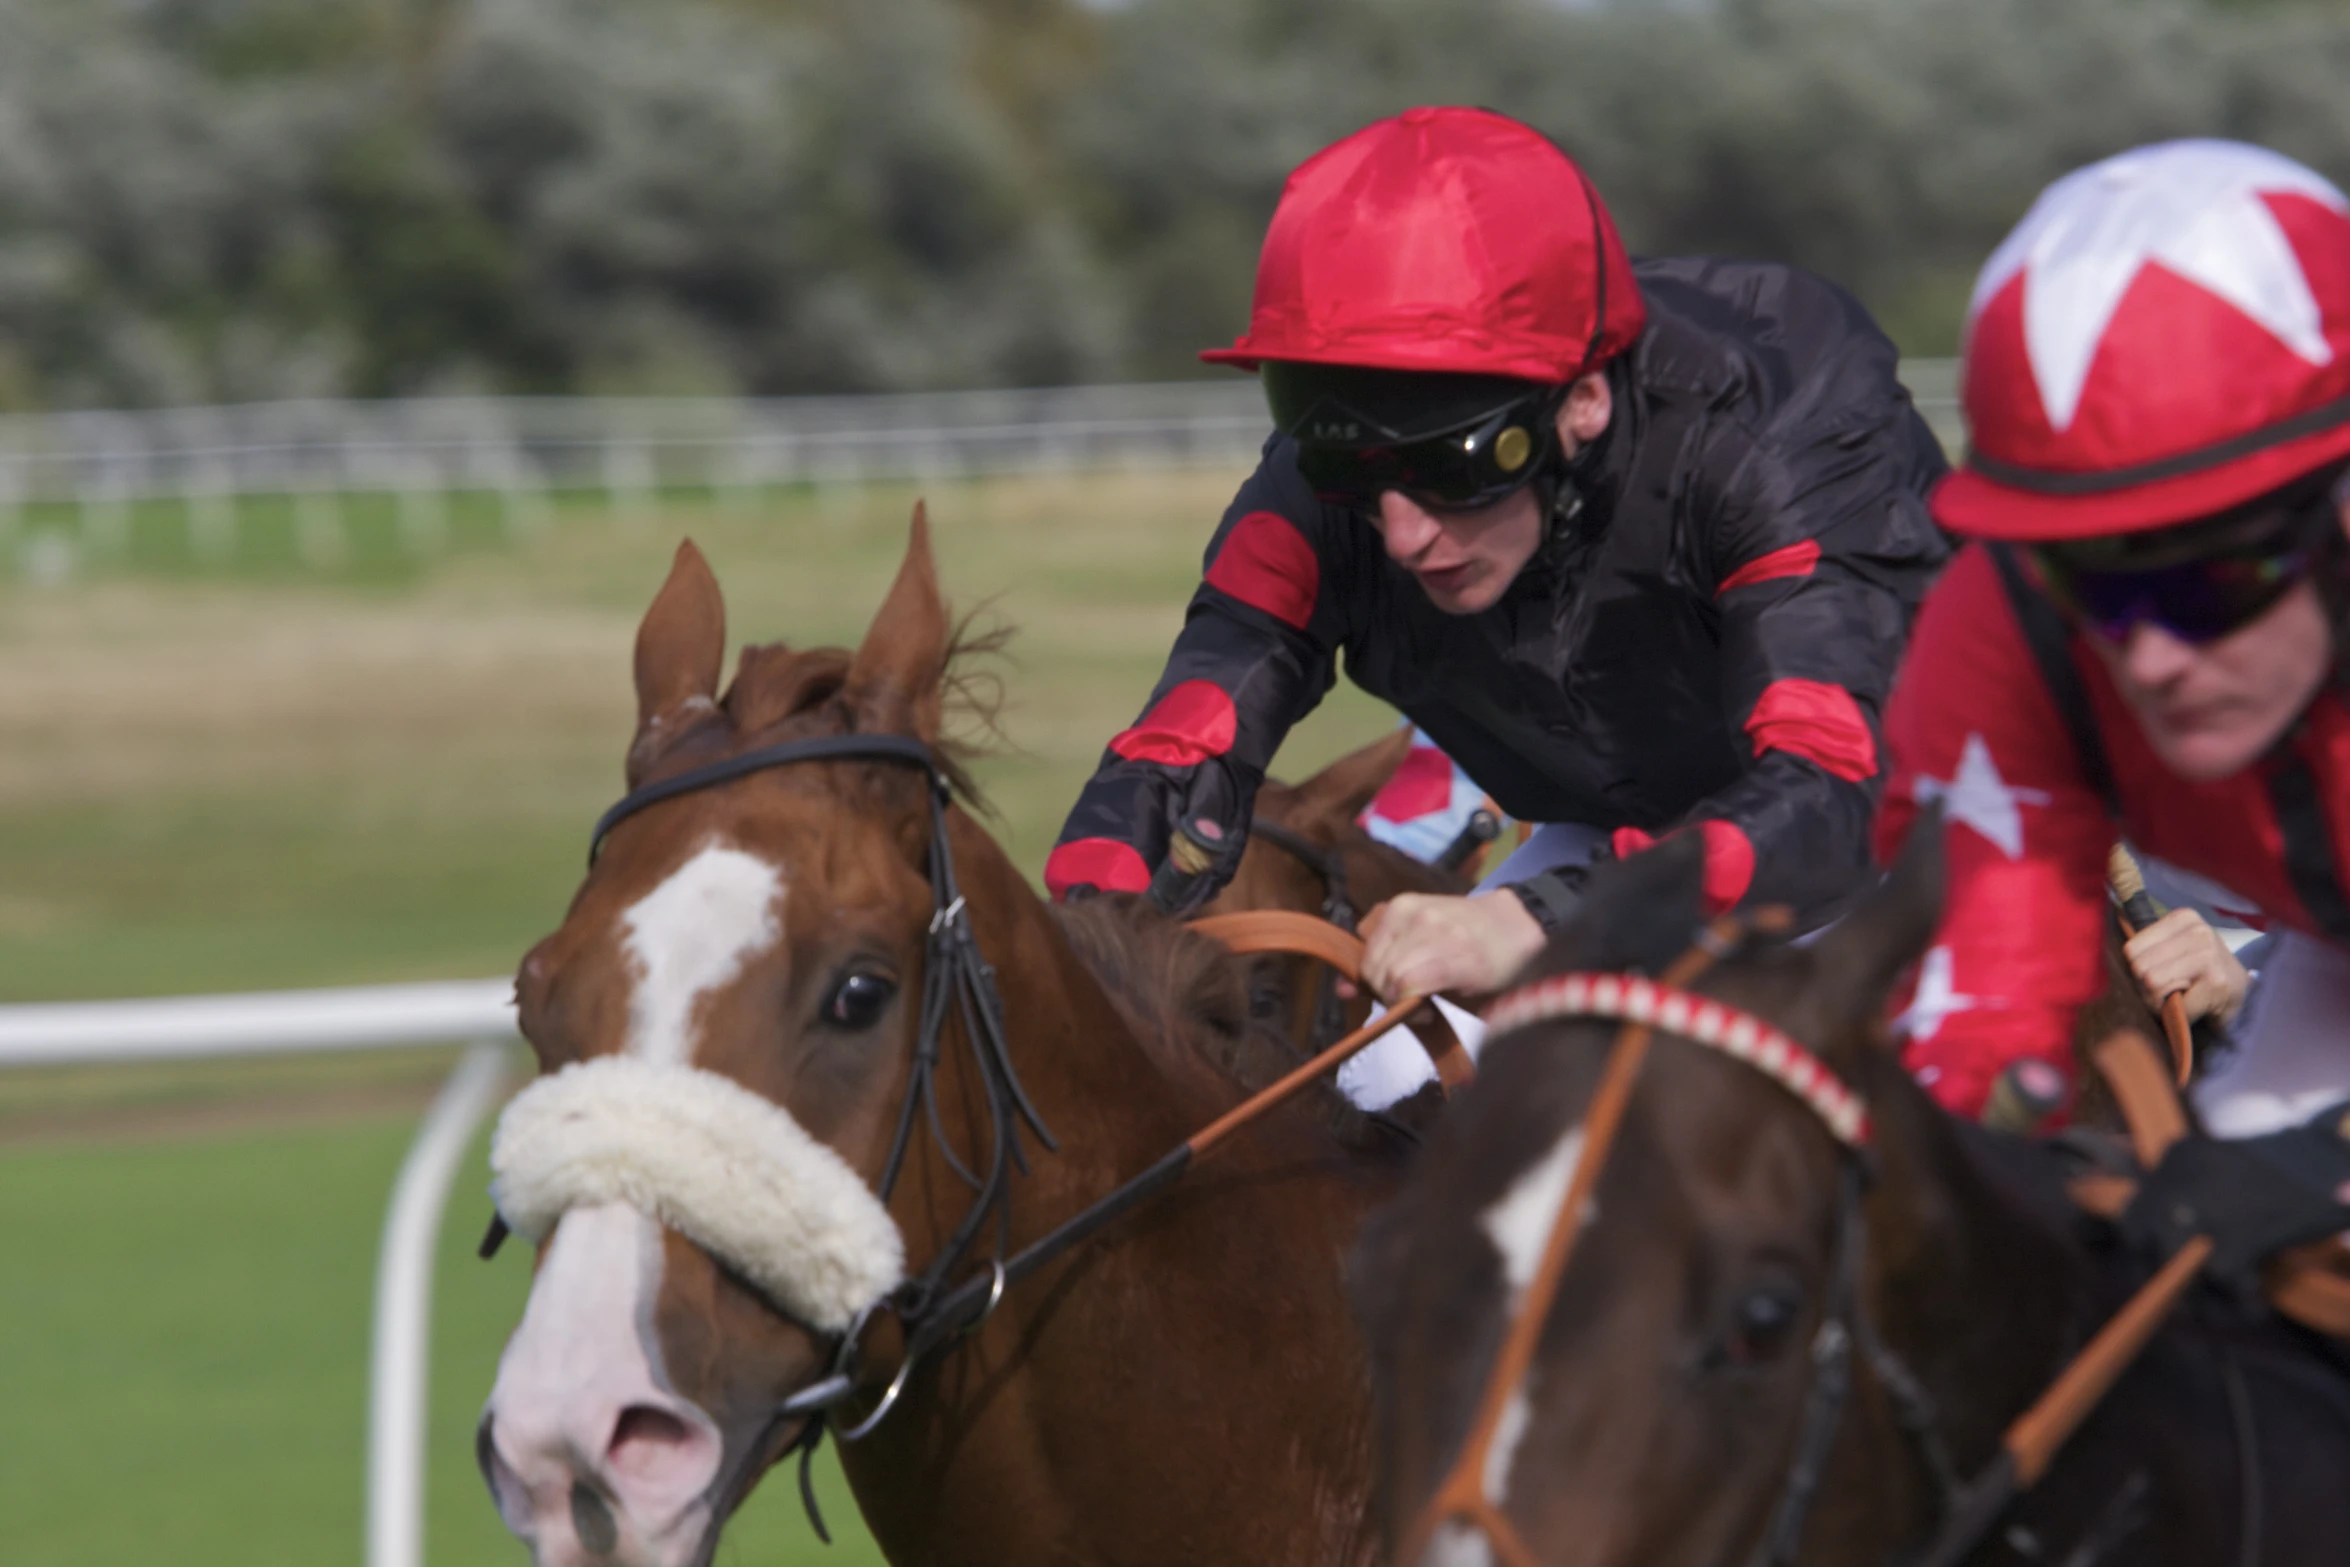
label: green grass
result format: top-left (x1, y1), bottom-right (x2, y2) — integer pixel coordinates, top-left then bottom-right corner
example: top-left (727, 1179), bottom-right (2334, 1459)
top-left (0, 468), bottom-right (1399, 1563)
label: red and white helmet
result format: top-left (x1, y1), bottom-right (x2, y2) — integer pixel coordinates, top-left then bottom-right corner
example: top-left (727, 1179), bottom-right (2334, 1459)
top-left (1937, 139), bottom-right (2350, 541)
top-left (1200, 106), bottom-right (1646, 382)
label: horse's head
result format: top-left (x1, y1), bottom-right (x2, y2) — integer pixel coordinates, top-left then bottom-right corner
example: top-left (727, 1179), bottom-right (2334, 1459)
top-left (1356, 822), bottom-right (1975, 1567)
top-left (479, 514), bottom-right (982, 1566)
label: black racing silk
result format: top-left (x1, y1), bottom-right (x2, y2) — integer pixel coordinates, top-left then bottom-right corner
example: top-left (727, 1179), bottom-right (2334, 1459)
top-left (1055, 257), bottom-right (1953, 923)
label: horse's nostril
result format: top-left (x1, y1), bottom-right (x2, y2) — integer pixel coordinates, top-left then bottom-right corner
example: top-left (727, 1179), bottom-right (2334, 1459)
top-left (607, 1403), bottom-right (700, 1484)
top-left (477, 1413), bottom-right (544, 1537)
top-left (571, 1479), bottom-right (620, 1555)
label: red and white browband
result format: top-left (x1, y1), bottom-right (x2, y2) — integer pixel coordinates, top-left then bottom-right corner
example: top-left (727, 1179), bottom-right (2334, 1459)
top-left (1484, 971), bottom-right (1872, 1148)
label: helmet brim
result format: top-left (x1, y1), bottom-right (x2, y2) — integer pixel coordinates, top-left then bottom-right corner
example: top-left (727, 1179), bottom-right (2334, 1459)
top-left (1934, 421), bottom-right (2350, 541)
top-left (1199, 334), bottom-right (1611, 385)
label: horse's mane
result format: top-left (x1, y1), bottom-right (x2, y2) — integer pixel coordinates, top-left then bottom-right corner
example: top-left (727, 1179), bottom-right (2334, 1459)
top-left (1052, 896), bottom-right (1380, 1150)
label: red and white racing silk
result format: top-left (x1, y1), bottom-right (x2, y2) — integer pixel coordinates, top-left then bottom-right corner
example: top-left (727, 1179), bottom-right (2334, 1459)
top-left (1359, 726), bottom-right (1499, 866)
top-left (1877, 544), bottom-right (2350, 1119)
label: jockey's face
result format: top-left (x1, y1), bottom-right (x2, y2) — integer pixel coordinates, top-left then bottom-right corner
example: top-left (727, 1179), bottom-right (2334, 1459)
top-left (1372, 373), bottom-right (1611, 615)
top-left (2089, 498), bottom-right (2350, 780)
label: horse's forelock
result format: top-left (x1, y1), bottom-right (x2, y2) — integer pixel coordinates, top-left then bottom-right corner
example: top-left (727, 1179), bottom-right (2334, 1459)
top-left (725, 643), bottom-right (854, 736)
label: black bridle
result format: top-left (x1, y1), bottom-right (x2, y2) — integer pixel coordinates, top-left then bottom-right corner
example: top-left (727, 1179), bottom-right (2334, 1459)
top-left (1746, 1160), bottom-right (1966, 1567)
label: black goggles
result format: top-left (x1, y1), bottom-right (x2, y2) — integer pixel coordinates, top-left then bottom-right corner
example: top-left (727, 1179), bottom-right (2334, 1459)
top-left (1293, 397), bottom-right (1560, 512)
top-left (2030, 505), bottom-right (2338, 646)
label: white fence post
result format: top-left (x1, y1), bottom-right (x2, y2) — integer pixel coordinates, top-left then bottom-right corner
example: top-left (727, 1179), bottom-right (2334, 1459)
top-left (0, 979), bottom-right (522, 1562)
top-left (366, 1039), bottom-right (514, 1567)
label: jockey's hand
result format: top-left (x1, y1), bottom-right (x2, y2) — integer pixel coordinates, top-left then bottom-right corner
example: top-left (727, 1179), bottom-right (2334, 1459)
top-left (2124, 908), bottom-right (2250, 1027)
top-left (1358, 890), bottom-right (1547, 1005)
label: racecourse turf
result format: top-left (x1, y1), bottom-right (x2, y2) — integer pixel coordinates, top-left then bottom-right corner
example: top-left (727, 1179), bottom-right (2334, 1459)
top-left (0, 471), bottom-right (1398, 1564)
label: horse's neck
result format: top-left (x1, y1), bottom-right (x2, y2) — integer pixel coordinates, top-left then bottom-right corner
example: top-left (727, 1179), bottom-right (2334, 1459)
top-left (848, 814), bottom-right (1386, 1564)
top-left (961, 824), bottom-right (1216, 1149)
top-left (1339, 831), bottom-right (1463, 904)
top-left (1865, 1061), bottom-right (2093, 1465)
top-left (918, 812), bottom-right (1345, 1230)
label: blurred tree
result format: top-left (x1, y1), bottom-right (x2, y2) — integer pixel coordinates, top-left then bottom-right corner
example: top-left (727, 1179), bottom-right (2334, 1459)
top-left (0, 0), bottom-right (2342, 403)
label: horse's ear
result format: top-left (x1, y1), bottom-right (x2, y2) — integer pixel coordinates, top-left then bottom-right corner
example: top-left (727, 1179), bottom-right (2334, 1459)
top-left (632, 538), bottom-right (725, 742)
top-left (1808, 807), bottom-right (1946, 1043)
top-left (1293, 727), bottom-right (1417, 827)
top-left (844, 502), bottom-right (949, 741)
top-left (1528, 832), bottom-right (1709, 979)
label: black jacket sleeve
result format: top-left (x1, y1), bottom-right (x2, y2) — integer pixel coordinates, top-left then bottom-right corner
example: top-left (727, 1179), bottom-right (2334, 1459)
top-left (1655, 378), bottom-right (1950, 921)
top-left (1045, 438), bottom-right (1353, 907)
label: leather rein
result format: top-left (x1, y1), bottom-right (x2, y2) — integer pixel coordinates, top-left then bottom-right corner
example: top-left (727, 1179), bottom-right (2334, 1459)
top-left (1399, 912), bottom-right (2319, 1567)
top-left (512, 731), bottom-right (1468, 1538)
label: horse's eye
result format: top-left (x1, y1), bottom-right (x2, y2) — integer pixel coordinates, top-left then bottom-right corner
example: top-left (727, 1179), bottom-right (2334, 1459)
top-left (1725, 1285), bottom-right (1804, 1366)
top-left (1249, 977), bottom-right (1287, 1019)
top-left (824, 971), bottom-right (896, 1031)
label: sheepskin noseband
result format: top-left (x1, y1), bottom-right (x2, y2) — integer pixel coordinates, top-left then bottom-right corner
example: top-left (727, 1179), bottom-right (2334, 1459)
top-left (489, 1055), bottom-right (906, 1334)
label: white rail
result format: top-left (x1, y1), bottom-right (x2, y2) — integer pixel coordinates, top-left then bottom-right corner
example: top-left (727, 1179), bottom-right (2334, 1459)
top-left (0, 364), bottom-right (1964, 573)
top-left (0, 978), bottom-right (522, 1567)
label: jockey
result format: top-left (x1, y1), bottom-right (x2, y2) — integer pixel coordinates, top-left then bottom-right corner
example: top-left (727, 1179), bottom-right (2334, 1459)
top-left (1878, 139), bottom-right (2350, 1136)
top-left (1044, 106), bottom-right (1950, 1005)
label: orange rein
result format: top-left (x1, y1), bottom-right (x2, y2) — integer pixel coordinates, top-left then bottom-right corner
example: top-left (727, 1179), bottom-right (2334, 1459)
top-left (1191, 909), bottom-right (1477, 1092)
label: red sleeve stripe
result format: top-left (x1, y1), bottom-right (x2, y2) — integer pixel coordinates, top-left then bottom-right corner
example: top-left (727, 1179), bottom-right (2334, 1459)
top-left (1717, 540), bottom-right (1821, 595)
top-left (1745, 678), bottom-right (1878, 783)
top-left (1108, 679), bottom-right (1239, 767)
top-left (1045, 838), bottom-right (1150, 897)
top-left (1204, 509), bottom-right (1319, 630)
top-left (1609, 821), bottom-right (1756, 914)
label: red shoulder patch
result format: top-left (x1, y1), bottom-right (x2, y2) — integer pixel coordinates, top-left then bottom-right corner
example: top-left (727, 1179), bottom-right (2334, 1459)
top-left (1204, 510), bottom-right (1319, 630)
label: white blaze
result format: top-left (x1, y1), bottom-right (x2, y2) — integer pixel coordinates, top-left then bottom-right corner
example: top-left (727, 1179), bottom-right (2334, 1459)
top-left (484, 1202), bottom-right (723, 1559)
top-left (1467, 1122), bottom-right (1587, 1507)
top-left (1481, 1124), bottom-right (1587, 1299)
top-left (621, 844), bottom-right (784, 1064)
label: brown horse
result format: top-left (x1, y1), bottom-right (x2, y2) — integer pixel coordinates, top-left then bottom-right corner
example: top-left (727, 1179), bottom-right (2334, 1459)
top-left (1354, 826), bottom-right (2350, 1566)
top-left (1211, 728), bottom-right (1470, 1053)
top-left (477, 518), bottom-right (1405, 1567)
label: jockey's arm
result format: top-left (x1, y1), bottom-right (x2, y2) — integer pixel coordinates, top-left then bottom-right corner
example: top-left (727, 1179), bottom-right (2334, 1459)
top-left (1654, 387), bottom-right (1951, 921)
top-left (1877, 546), bottom-right (2114, 1120)
top-left (1045, 445), bottom-right (1345, 911)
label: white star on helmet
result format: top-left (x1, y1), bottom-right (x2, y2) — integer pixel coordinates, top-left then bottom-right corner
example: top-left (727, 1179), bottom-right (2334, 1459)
top-left (1971, 139), bottom-right (2349, 432)
top-left (1914, 733), bottom-right (2052, 861)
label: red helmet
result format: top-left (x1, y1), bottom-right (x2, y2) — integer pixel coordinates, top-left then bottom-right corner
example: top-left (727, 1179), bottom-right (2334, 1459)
top-left (1200, 106), bottom-right (1646, 382)
top-left (1936, 139), bottom-right (2350, 541)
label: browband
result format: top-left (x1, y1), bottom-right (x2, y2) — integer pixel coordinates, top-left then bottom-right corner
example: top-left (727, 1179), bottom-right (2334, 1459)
top-left (589, 733), bottom-right (939, 863)
top-left (1484, 971), bottom-right (1871, 1147)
